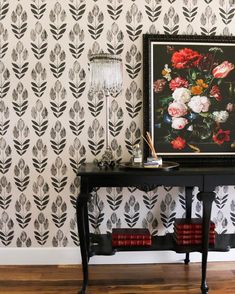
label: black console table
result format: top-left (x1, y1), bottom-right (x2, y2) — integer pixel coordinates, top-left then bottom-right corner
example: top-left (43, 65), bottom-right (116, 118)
top-left (76, 163), bottom-right (235, 294)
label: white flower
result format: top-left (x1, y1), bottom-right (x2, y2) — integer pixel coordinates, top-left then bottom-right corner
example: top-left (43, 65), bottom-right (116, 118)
top-left (212, 111), bottom-right (229, 123)
top-left (171, 117), bottom-right (188, 130)
top-left (188, 96), bottom-right (211, 113)
top-left (172, 87), bottom-right (191, 104)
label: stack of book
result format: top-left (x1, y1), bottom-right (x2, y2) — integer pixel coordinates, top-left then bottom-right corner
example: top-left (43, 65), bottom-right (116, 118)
top-left (174, 218), bottom-right (215, 246)
top-left (112, 228), bottom-right (152, 247)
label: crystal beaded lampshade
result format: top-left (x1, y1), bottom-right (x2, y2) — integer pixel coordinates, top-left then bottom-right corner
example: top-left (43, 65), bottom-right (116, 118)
top-left (89, 52), bottom-right (122, 97)
top-left (89, 52), bottom-right (123, 167)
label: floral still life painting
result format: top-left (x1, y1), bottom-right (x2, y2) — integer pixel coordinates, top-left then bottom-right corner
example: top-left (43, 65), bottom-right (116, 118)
top-left (144, 35), bottom-right (235, 159)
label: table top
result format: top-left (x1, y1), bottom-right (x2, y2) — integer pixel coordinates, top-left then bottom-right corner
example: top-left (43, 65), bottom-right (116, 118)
top-left (77, 162), bottom-right (235, 177)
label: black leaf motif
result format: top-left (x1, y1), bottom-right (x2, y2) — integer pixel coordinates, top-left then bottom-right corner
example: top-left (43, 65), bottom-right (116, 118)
top-left (12, 100), bottom-right (28, 117)
top-left (107, 3), bottom-right (123, 20)
top-left (12, 62), bottom-right (29, 80)
top-left (11, 22), bottom-right (27, 39)
top-left (31, 81), bottom-right (47, 98)
top-left (126, 24), bottom-right (143, 42)
top-left (87, 23), bottom-right (104, 40)
top-left (125, 62), bottom-right (141, 80)
top-left (14, 175), bottom-right (30, 192)
top-left (13, 139), bottom-right (30, 156)
top-left (145, 5), bottom-right (162, 22)
top-left (0, 119), bottom-right (9, 136)
top-left (0, 157), bottom-right (11, 174)
top-left (69, 81), bottom-right (86, 99)
top-left (88, 139), bottom-right (104, 156)
top-left (0, 81), bottom-right (10, 99)
top-left (15, 212), bottom-right (32, 229)
top-left (70, 230), bottom-right (79, 246)
top-left (109, 120), bottom-right (123, 137)
top-left (50, 62), bottom-right (66, 79)
top-left (51, 176), bottom-right (68, 193)
top-left (31, 42), bottom-right (48, 60)
top-left (50, 23), bottom-right (67, 40)
top-left (32, 158), bottom-right (48, 174)
top-left (50, 101), bottom-right (67, 118)
top-left (219, 7), bottom-right (235, 25)
top-left (32, 120), bottom-right (48, 137)
top-left (182, 6), bottom-right (198, 23)
top-left (52, 212), bottom-right (67, 228)
top-left (87, 100), bottom-right (103, 117)
top-left (0, 42), bottom-right (8, 59)
top-left (0, 2), bottom-right (9, 21)
top-left (0, 195), bottom-right (12, 210)
top-left (163, 25), bottom-right (179, 35)
top-left (50, 138), bottom-right (66, 155)
top-left (125, 101), bottom-right (142, 118)
top-left (69, 42), bottom-right (85, 59)
top-left (34, 230), bottom-right (49, 245)
top-left (31, 3), bottom-right (47, 19)
top-left (69, 3), bottom-right (86, 21)
top-left (34, 194), bottom-right (49, 211)
top-left (0, 230), bottom-right (14, 246)
top-left (69, 120), bottom-right (85, 137)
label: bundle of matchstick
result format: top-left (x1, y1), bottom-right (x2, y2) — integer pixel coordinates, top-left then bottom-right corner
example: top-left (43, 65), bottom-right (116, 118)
top-left (142, 132), bottom-right (158, 160)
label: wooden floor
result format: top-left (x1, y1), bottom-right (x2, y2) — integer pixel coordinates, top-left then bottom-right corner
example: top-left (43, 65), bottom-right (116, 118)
top-left (0, 262), bottom-right (235, 294)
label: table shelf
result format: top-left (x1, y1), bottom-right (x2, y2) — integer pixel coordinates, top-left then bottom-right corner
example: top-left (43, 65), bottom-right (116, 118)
top-left (89, 233), bottom-right (233, 257)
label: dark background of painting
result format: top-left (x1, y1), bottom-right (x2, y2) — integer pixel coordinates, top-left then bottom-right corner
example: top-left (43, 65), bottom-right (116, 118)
top-left (151, 42), bottom-right (235, 154)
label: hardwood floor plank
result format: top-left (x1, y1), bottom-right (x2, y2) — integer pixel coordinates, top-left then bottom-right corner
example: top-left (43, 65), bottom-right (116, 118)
top-left (0, 262), bottom-right (235, 293)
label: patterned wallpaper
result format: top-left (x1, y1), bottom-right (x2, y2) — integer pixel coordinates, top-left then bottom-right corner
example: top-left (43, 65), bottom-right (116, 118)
top-left (1, 0), bottom-right (235, 248)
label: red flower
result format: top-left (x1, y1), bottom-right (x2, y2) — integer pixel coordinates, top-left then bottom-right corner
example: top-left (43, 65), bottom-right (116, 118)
top-left (171, 136), bottom-right (186, 150)
top-left (210, 85), bottom-right (222, 101)
top-left (212, 61), bottom-right (234, 79)
top-left (171, 48), bottom-right (203, 69)
top-left (153, 79), bottom-right (167, 93)
top-left (169, 77), bottom-right (189, 91)
top-left (212, 129), bottom-right (230, 145)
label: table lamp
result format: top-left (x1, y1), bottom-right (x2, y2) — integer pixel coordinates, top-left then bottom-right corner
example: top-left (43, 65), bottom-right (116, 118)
top-left (89, 52), bottom-right (122, 167)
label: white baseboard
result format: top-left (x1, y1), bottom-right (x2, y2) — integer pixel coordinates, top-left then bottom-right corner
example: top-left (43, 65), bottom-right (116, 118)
top-left (1, 247), bottom-right (235, 265)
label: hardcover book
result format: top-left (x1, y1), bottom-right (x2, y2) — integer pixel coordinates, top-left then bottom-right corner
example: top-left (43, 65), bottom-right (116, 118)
top-left (112, 239), bottom-right (152, 247)
top-left (112, 228), bottom-right (151, 240)
top-left (174, 218), bottom-right (215, 230)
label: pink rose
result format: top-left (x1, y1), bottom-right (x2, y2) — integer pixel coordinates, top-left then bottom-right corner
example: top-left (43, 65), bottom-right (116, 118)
top-left (169, 77), bottom-right (189, 91)
top-left (212, 61), bottom-right (234, 79)
top-left (171, 117), bottom-right (188, 130)
top-left (168, 101), bottom-right (188, 117)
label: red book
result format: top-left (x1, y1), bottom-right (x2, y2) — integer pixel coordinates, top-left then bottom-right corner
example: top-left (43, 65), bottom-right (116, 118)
top-left (112, 228), bottom-right (151, 240)
top-left (174, 232), bottom-right (215, 240)
top-left (174, 228), bottom-right (215, 236)
top-left (112, 239), bottom-right (152, 247)
top-left (174, 218), bottom-right (215, 230)
top-left (175, 238), bottom-right (215, 245)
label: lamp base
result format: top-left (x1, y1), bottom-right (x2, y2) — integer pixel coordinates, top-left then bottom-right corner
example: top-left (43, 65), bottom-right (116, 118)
top-left (96, 147), bottom-right (116, 168)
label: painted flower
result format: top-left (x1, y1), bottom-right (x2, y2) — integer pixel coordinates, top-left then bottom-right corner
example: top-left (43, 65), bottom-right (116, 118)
top-left (212, 110), bottom-right (229, 123)
top-left (191, 85), bottom-right (203, 95)
top-left (212, 61), bottom-right (234, 78)
top-left (172, 87), bottom-right (191, 103)
top-left (188, 96), bottom-right (211, 113)
top-left (169, 77), bottom-right (189, 91)
top-left (171, 136), bottom-right (186, 150)
top-left (153, 79), bottom-right (166, 93)
top-left (168, 101), bottom-right (188, 117)
top-left (210, 85), bottom-right (222, 101)
top-left (171, 117), bottom-right (188, 130)
top-left (212, 129), bottom-right (230, 145)
top-left (191, 79), bottom-right (208, 95)
top-left (226, 103), bottom-right (235, 112)
top-left (171, 48), bottom-right (203, 69)
top-left (161, 64), bottom-right (171, 81)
